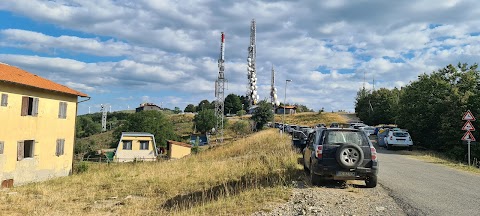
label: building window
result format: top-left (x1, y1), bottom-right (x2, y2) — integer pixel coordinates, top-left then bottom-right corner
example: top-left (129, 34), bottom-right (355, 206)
top-left (122, 140), bottom-right (132, 150)
top-left (21, 96), bottom-right (39, 116)
top-left (0, 141), bottom-right (4, 154)
top-left (140, 141), bottom-right (149, 150)
top-left (17, 140), bottom-right (34, 161)
top-left (1, 94), bottom-right (7, 106)
top-left (56, 139), bottom-right (65, 156)
top-left (58, 102), bottom-right (68, 119)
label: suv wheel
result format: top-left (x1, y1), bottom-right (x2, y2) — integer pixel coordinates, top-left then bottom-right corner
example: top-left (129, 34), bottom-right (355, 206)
top-left (310, 167), bottom-right (322, 186)
top-left (303, 154), bottom-right (309, 174)
top-left (365, 175), bottom-right (377, 188)
top-left (336, 144), bottom-right (364, 169)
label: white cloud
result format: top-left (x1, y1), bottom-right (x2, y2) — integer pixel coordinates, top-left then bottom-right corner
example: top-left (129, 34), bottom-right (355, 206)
top-left (1, 0), bottom-right (480, 113)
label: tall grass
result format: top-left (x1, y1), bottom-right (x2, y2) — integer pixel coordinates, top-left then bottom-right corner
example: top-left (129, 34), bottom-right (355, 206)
top-left (0, 129), bottom-right (300, 215)
top-left (274, 112), bottom-right (347, 126)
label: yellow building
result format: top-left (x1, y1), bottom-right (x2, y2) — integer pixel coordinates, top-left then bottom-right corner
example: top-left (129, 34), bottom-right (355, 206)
top-left (0, 63), bottom-right (88, 187)
top-left (167, 140), bottom-right (191, 159)
top-left (114, 132), bottom-right (158, 162)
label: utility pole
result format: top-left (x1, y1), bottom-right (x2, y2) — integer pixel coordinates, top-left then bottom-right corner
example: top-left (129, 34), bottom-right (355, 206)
top-left (100, 104), bottom-right (107, 132)
top-left (283, 79), bottom-right (292, 133)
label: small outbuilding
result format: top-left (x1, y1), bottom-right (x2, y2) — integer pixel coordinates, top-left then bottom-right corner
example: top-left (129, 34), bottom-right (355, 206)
top-left (114, 132), bottom-right (158, 162)
top-left (167, 140), bottom-right (191, 159)
top-left (135, 103), bottom-right (161, 112)
top-left (275, 105), bottom-right (297, 114)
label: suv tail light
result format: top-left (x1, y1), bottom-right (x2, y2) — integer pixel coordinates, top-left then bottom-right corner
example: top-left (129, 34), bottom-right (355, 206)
top-left (390, 136), bottom-right (393, 140)
top-left (371, 147), bottom-right (377, 161)
top-left (316, 145), bottom-right (323, 159)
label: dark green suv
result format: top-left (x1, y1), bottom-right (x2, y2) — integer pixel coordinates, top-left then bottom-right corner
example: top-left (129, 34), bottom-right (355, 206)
top-left (302, 128), bottom-right (378, 187)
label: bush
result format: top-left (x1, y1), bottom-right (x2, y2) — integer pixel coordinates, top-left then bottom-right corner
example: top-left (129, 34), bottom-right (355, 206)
top-left (237, 110), bottom-right (246, 117)
top-left (231, 120), bottom-right (252, 137)
top-left (192, 136), bottom-right (200, 154)
top-left (74, 161), bottom-right (89, 174)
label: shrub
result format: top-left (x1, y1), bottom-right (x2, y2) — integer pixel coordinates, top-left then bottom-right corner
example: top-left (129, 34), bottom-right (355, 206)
top-left (74, 161), bottom-right (89, 174)
top-left (231, 120), bottom-right (252, 137)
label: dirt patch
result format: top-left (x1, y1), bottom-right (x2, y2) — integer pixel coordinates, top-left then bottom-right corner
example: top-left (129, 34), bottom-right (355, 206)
top-left (253, 178), bottom-right (405, 216)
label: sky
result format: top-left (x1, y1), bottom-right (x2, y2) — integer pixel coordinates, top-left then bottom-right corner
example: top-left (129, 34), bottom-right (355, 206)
top-left (1, 0), bottom-right (480, 115)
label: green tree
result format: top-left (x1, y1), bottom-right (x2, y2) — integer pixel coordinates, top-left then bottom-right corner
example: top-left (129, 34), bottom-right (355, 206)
top-left (193, 109), bottom-right (216, 134)
top-left (173, 107), bottom-right (181, 114)
top-left (113, 110), bottom-right (177, 147)
top-left (224, 94), bottom-right (242, 114)
top-left (76, 116), bottom-right (102, 138)
top-left (354, 87), bottom-right (372, 124)
top-left (293, 104), bottom-right (313, 113)
top-left (396, 63), bottom-right (479, 160)
top-left (184, 104), bottom-right (196, 112)
top-left (196, 99), bottom-right (213, 111)
top-left (239, 95), bottom-right (249, 111)
top-left (251, 100), bottom-right (274, 130)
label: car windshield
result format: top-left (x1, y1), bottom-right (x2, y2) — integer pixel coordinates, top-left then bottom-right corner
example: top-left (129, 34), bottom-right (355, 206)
top-left (325, 131), bottom-right (368, 146)
top-left (393, 132), bottom-right (408, 137)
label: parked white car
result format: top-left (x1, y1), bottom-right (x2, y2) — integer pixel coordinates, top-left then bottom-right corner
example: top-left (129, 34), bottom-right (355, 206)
top-left (384, 131), bottom-right (413, 150)
top-left (360, 126), bottom-right (375, 136)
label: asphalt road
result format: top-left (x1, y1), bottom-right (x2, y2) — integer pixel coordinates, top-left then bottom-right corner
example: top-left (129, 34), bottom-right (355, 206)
top-left (377, 148), bottom-right (480, 216)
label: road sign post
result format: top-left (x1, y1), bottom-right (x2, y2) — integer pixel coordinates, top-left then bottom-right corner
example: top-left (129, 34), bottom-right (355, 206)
top-left (462, 110), bottom-right (476, 166)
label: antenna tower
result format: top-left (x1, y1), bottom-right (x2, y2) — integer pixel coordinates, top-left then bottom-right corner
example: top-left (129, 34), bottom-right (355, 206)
top-left (100, 104), bottom-right (107, 132)
top-left (270, 65), bottom-right (280, 108)
top-left (247, 19), bottom-right (258, 106)
top-left (215, 32), bottom-right (226, 143)
top-left (373, 74), bottom-right (375, 91)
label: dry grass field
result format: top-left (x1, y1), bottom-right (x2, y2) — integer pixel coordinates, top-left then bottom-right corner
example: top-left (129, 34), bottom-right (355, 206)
top-left (0, 129), bottom-right (301, 215)
top-left (274, 112), bottom-right (348, 127)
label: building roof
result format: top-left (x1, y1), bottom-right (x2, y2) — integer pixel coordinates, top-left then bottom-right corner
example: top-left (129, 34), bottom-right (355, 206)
top-left (121, 132), bottom-right (155, 137)
top-left (277, 105), bottom-right (297, 109)
top-left (0, 63), bottom-right (88, 97)
top-left (168, 140), bottom-right (192, 148)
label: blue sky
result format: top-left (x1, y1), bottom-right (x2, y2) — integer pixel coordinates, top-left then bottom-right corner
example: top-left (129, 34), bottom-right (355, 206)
top-left (1, 0), bottom-right (480, 114)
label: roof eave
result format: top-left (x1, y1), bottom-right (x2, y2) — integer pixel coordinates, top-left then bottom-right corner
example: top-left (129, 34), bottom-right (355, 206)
top-left (0, 80), bottom-right (88, 97)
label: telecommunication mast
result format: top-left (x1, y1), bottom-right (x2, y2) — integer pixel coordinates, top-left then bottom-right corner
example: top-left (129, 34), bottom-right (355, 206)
top-left (215, 32), bottom-right (226, 143)
top-left (247, 19), bottom-right (259, 106)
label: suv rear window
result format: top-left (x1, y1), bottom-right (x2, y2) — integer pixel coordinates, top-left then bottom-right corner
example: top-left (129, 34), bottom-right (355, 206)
top-left (324, 131), bottom-right (368, 146)
top-left (393, 132), bottom-right (408, 137)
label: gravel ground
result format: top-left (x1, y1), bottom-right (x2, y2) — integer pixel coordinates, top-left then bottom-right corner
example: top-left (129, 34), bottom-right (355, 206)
top-left (253, 179), bottom-right (405, 216)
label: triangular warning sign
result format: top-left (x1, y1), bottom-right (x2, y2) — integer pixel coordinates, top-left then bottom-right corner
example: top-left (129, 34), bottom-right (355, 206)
top-left (462, 121), bottom-right (475, 131)
top-left (461, 131), bottom-right (476, 141)
top-left (462, 110), bottom-right (476, 121)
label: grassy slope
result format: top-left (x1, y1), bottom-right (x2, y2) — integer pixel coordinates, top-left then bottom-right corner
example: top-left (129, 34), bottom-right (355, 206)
top-left (76, 131), bottom-right (115, 150)
top-left (274, 112), bottom-right (348, 126)
top-left (0, 129), bottom-right (300, 215)
top-left (168, 113), bottom-right (195, 140)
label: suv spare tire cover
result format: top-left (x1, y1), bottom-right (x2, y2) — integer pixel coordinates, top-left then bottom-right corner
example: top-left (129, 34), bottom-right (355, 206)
top-left (335, 143), bottom-right (364, 169)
